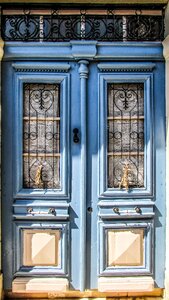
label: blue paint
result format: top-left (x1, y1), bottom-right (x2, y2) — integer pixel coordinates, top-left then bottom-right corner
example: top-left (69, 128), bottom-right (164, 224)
top-left (2, 42), bottom-right (165, 291)
top-left (3, 41), bottom-right (164, 61)
top-left (13, 222), bottom-right (69, 276)
top-left (99, 220), bottom-right (154, 276)
top-left (98, 73), bottom-right (153, 198)
top-left (78, 60), bottom-right (89, 291)
top-left (12, 72), bottom-right (70, 199)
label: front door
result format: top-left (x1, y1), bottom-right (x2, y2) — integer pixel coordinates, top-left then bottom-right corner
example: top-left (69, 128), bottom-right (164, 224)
top-left (2, 45), bottom-right (165, 293)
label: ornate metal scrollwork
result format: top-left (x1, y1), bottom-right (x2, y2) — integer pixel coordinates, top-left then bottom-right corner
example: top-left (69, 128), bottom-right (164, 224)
top-left (1, 9), bottom-right (164, 42)
top-left (107, 83), bottom-right (144, 189)
top-left (23, 83), bottom-right (60, 189)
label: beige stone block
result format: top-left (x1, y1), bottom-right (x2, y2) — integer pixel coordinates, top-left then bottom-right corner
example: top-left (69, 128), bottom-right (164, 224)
top-left (0, 274), bottom-right (3, 299)
top-left (98, 276), bottom-right (154, 292)
top-left (107, 229), bottom-right (144, 267)
top-left (143, 298), bottom-right (163, 300)
top-left (0, 243), bottom-right (2, 271)
top-left (12, 277), bottom-right (68, 292)
top-left (0, 39), bottom-right (4, 61)
top-left (23, 229), bottom-right (60, 266)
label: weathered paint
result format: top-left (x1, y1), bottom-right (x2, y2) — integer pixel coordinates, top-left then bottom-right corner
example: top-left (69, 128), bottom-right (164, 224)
top-left (0, 0), bottom-right (168, 299)
top-left (163, 34), bottom-right (169, 300)
top-left (1, 40), bottom-right (165, 293)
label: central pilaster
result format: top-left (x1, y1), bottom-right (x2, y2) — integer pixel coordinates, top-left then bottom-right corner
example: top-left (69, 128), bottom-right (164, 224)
top-left (78, 60), bottom-right (89, 291)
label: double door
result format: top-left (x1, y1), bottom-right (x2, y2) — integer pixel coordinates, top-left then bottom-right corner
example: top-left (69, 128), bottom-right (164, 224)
top-left (2, 58), bottom-right (165, 292)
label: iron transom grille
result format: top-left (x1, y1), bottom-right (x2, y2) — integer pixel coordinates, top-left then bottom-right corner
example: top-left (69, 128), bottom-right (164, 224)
top-left (1, 8), bottom-right (164, 42)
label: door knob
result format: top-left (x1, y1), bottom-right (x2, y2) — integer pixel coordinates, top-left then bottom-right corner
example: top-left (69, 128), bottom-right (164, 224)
top-left (73, 128), bottom-right (80, 143)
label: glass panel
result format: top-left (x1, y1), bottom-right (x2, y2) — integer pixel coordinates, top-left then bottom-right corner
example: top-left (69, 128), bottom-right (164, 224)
top-left (107, 229), bottom-right (144, 267)
top-left (23, 83), bottom-right (60, 189)
top-left (107, 83), bottom-right (144, 189)
top-left (23, 229), bottom-right (60, 266)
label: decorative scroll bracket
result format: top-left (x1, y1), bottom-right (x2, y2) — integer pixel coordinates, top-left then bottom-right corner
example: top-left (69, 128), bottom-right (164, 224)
top-left (71, 41), bottom-right (97, 60)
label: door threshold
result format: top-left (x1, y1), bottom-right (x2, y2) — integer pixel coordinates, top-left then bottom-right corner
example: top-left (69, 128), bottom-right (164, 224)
top-left (4, 288), bottom-right (164, 299)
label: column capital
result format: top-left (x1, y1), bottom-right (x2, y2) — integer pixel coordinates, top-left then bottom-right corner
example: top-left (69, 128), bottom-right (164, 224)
top-left (78, 60), bottom-right (89, 79)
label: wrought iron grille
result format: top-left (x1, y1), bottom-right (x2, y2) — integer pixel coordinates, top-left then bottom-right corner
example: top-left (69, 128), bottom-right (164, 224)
top-left (1, 9), bottom-right (164, 42)
top-left (23, 83), bottom-right (60, 189)
top-left (107, 83), bottom-right (144, 190)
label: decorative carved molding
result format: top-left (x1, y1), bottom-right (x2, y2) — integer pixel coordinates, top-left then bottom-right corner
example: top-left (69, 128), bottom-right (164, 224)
top-left (12, 63), bottom-right (71, 72)
top-left (71, 41), bottom-right (97, 60)
top-left (4, 42), bottom-right (163, 61)
top-left (97, 63), bottom-right (156, 72)
top-left (78, 60), bottom-right (89, 79)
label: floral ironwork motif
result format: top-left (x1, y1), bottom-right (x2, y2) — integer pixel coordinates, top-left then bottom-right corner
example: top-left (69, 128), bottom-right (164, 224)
top-left (107, 83), bottom-right (144, 189)
top-left (23, 83), bottom-right (60, 189)
top-left (2, 10), bottom-right (164, 42)
top-left (126, 15), bottom-right (164, 41)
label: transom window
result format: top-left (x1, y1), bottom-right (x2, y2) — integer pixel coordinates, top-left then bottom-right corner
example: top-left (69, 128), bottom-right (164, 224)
top-left (1, 7), bottom-right (164, 42)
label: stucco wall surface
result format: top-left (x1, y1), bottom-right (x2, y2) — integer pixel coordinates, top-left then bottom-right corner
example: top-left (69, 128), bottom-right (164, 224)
top-left (0, 1), bottom-right (168, 298)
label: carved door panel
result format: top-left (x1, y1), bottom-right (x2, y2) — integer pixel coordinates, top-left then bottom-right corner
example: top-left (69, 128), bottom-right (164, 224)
top-left (2, 60), bottom-right (165, 292)
top-left (96, 74), bottom-right (153, 290)
top-left (88, 63), bottom-right (165, 291)
top-left (2, 63), bottom-right (72, 291)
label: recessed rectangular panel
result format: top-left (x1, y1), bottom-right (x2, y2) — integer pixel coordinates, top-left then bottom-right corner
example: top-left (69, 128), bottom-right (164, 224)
top-left (23, 229), bottom-right (60, 266)
top-left (23, 83), bottom-right (60, 189)
top-left (107, 229), bottom-right (144, 266)
top-left (107, 83), bottom-right (144, 189)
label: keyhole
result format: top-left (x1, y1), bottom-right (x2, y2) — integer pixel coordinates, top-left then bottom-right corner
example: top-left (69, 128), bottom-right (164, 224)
top-left (73, 128), bottom-right (80, 143)
top-left (87, 207), bottom-right (93, 213)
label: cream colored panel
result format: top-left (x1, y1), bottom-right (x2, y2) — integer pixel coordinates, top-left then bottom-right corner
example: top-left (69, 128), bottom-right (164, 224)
top-left (12, 277), bottom-right (69, 292)
top-left (107, 229), bottom-right (144, 266)
top-left (98, 276), bottom-right (154, 292)
top-left (23, 229), bottom-right (60, 266)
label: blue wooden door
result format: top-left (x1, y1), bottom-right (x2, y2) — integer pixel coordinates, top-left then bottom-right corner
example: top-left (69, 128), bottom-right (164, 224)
top-left (2, 51), bottom-right (165, 292)
top-left (87, 61), bottom-right (165, 291)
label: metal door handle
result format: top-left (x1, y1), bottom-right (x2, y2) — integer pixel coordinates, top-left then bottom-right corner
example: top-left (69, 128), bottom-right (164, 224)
top-left (113, 206), bottom-right (142, 214)
top-left (27, 207), bottom-right (56, 215)
top-left (119, 162), bottom-right (130, 191)
top-left (35, 164), bottom-right (43, 187)
top-left (73, 128), bottom-right (80, 143)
